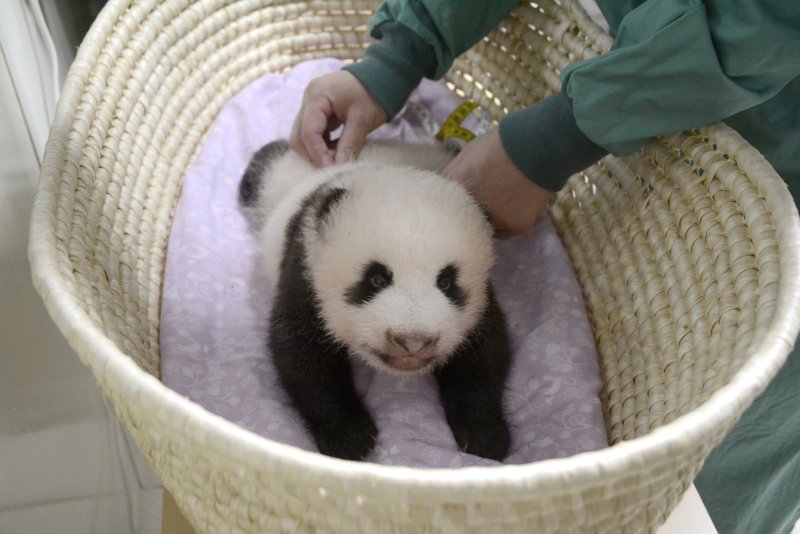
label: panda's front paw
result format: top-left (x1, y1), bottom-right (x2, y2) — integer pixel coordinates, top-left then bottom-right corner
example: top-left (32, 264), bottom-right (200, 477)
top-left (312, 411), bottom-right (378, 461)
top-left (450, 418), bottom-right (511, 461)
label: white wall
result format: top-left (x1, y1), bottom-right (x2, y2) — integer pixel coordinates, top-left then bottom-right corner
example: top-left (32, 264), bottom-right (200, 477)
top-left (0, 2), bottom-right (161, 532)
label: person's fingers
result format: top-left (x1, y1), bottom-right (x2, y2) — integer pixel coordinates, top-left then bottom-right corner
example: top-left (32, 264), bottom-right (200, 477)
top-left (334, 113), bottom-right (369, 164)
top-left (441, 152), bottom-right (475, 189)
top-left (290, 95), bottom-right (336, 166)
top-left (290, 70), bottom-right (389, 167)
top-left (289, 107), bottom-right (311, 160)
top-left (307, 112), bottom-right (337, 166)
top-left (441, 158), bottom-right (455, 177)
top-left (441, 159), bottom-right (459, 179)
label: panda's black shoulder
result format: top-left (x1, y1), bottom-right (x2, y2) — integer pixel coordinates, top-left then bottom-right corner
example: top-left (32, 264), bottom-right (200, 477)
top-left (465, 284), bottom-right (511, 360)
top-left (271, 191), bottom-right (319, 328)
top-left (269, 184), bottom-right (348, 344)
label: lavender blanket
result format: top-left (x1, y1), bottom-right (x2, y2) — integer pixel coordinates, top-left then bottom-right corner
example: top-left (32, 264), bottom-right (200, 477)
top-left (161, 59), bottom-right (607, 467)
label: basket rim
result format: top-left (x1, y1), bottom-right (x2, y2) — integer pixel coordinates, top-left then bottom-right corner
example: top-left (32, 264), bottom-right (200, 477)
top-left (26, 235), bottom-right (800, 497)
top-left (28, 0), bottom-right (800, 501)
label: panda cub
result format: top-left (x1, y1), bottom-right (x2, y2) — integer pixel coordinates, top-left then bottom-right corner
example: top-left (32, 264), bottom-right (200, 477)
top-left (240, 139), bottom-right (512, 461)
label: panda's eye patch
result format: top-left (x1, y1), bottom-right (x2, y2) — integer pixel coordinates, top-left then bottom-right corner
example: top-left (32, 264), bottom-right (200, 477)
top-left (370, 273), bottom-right (389, 289)
top-left (345, 261), bottom-right (393, 305)
top-left (436, 264), bottom-right (466, 308)
top-left (436, 274), bottom-right (452, 292)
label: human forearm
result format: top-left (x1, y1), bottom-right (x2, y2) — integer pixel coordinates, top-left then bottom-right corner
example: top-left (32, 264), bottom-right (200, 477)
top-left (499, 89), bottom-right (608, 193)
top-left (345, 0), bottom-right (521, 118)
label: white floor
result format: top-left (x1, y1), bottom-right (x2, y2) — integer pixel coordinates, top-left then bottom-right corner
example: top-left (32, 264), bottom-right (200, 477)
top-left (0, 54), bottom-right (161, 534)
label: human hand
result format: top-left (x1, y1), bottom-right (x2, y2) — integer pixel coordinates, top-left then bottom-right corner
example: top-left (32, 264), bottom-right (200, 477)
top-left (442, 129), bottom-right (554, 239)
top-left (290, 70), bottom-right (388, 166)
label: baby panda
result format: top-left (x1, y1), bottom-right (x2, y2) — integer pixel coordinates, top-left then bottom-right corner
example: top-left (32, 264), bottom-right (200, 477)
top-left (239, 139), bottom-right (512, 462)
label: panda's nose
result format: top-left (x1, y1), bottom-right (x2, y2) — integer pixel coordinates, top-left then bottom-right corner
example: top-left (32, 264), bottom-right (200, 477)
top-left (387, 331), bottom-right (438, 356)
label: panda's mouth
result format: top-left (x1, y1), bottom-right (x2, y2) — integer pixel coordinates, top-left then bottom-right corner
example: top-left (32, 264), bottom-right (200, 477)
top-left (379, 352), bottom-right (435, 372)
top-left (366, 348), bottom-right (436, 373)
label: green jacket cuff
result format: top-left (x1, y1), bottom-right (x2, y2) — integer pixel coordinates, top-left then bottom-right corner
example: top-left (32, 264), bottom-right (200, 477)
top-left (343, 21), bottom-right (438, 118)
top-left (499, 90), bottom-right (608, 192)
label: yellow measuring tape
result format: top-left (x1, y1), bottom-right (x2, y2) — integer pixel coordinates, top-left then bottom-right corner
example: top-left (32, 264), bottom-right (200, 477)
top-left (435, 101), bottom-right (480, 143)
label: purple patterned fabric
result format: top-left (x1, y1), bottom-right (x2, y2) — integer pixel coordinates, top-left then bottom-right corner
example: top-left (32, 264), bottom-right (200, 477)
top-left (160, 59), bottom-right (608, 467)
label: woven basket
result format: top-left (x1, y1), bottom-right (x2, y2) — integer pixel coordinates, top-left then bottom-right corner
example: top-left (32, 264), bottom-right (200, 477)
top-left (29, 0), bottom-right (800, 532)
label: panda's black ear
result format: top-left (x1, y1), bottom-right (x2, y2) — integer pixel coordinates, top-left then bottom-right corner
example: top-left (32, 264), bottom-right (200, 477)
top-left (315, 187), bottom-right (349, 230)
top-left (239, 139), bottom-right (290, 206)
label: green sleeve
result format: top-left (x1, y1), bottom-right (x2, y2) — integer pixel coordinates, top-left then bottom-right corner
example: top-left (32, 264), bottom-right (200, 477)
top-left (695, 346), bottom-right (800, 534)
top-left (368, 0), bottom-right (521, 79)
top-left (344, 22), bottom-right (440, 118)
top-left (344, 0), bottom-right (520, 118)
top-left (563, 0), bottom-right (800, 155)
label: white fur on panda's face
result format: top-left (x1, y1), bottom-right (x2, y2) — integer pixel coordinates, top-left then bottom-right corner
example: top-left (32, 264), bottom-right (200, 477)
top-left (304, 164), bottom-right (495, 375)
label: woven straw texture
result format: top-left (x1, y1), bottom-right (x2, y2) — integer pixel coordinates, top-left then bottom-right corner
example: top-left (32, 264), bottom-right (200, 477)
top-left (29, 0), bottom-right (800, 532)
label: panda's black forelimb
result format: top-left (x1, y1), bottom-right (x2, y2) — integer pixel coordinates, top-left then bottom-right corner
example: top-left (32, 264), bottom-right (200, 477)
top-left (270, 321), bottom-right (378, 461)
top-left (434, 287), bottom-right (512, 461)
top-left (268, 194), bottom-right (377, 461)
